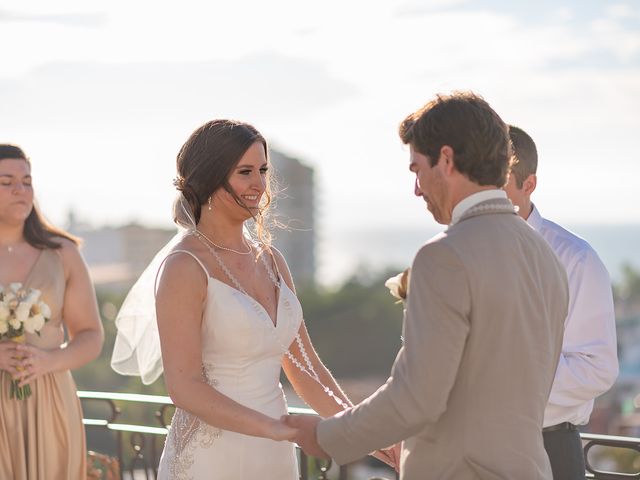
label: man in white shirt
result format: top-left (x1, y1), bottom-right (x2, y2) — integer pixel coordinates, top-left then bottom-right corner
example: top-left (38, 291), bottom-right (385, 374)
top-left (505, 125), bottom-right (619, 479)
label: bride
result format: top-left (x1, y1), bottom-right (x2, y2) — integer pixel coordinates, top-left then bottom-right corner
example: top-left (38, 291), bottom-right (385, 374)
top-left (112, 120), bottom-right (395, 479)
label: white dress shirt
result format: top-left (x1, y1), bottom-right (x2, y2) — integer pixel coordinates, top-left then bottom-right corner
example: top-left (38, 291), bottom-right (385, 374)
top-left (528, 205), bottom-right (619, 427)
top-left (450, 189), bottom-right (508, 226)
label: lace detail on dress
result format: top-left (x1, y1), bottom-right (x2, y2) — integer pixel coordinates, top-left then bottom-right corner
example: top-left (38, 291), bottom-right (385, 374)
top-left (167, 364), bottom-right (223, 479)
top-left (202, 363), bottom-right (219, 387)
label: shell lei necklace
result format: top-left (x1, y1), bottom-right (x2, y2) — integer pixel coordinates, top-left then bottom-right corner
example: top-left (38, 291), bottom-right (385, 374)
top-left (192, 232), bottom-right (350, 410)
top-left (194, 229), bottom-right (252, 255)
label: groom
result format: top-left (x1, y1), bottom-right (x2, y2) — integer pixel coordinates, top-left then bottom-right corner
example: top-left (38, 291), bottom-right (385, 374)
top-left (286, 92), bottom-right (569, 479)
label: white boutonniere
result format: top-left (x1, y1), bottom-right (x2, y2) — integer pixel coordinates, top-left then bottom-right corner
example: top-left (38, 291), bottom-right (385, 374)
top-left (385, 268), bottom-right (410, 303)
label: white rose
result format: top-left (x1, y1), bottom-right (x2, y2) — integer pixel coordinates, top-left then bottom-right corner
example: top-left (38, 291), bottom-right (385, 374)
top-left (25, 289), bottom-right (41, 304)
top-left (385, 273), bottom-right (403, 300)
top-left (385, 268), bottom-right (410, 302)
top-left (15, 303), bottom-right (31, 324)
top-left (33, 314), bottom-right (46, 332)
top-left (9, 317), bottom-right (21, 330)
top-left (37, 301), bottom-right (51, 319)
top-left (9, 283), bottom-right (22, 293)
top-left (24, 313), bottom-right (45, 334)
top-left (0, 303), bottom-right (9, 322)
top-left (0, 318), bottom-right (8, 335)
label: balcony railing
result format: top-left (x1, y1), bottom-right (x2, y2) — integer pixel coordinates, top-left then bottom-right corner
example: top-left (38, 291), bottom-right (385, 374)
top-left (79, 391), bottom-right (640, 480)
top-left (79, 391), bottom-right (395, 479)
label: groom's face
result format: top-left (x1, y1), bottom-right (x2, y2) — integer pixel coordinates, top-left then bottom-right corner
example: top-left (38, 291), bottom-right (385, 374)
top-left (409, 145), bottom-right (451, 224)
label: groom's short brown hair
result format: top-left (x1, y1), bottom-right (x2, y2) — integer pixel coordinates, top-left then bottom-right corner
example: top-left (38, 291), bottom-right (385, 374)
top-left (399, 91), bottom-right (512, 187)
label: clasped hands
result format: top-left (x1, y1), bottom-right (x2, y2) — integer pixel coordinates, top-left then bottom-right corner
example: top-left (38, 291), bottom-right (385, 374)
top-left (273, 414), bottom-right (400, 472)
top-left (0, 341), bottom-right (53, 387)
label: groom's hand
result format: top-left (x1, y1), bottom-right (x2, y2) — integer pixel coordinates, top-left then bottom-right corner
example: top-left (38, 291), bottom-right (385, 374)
top-left (282, 414), bottom-right (330, 460)
top-left (372, 442), bottom-right (401, 472)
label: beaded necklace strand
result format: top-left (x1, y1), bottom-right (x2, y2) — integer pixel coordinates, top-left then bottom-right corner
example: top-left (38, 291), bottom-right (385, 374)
top-left (192, 231), bottom-right (349, 410)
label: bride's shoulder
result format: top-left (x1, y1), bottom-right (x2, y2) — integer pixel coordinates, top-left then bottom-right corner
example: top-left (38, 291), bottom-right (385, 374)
top-left (172, 233), bottom-right (204, 254)
top-left (161, 238), bottom-right (209, 280)
top-left (258, 242), bottom-right (286, 268)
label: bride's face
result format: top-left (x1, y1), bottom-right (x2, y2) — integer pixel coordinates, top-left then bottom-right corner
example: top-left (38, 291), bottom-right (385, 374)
top-left (0, 158), bottom-right (34, 225)
top-left (212, 141), bottom-right (268, 220)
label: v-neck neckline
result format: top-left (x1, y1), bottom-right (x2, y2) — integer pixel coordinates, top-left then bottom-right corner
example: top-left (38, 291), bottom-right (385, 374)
top-left (3, 249), bottom-right (44, 288)
top-left (190, 231), bottom-right (283, 328)
top-left (207, 274), bottom-right (282, 329)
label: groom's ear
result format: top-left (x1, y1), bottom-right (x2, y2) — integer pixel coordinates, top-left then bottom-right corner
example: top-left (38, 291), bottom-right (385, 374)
top-left (440, 145), bottom-right (455, 175)
top-left (522, 173), bottom-right (537, 196)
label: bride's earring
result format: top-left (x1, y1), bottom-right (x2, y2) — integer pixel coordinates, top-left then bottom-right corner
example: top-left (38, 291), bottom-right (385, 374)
top-left (208, 196), bottom-right (212, 211)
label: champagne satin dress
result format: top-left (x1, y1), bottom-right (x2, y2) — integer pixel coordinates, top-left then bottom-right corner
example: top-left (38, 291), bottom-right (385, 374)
top-left (0, 249), bottom-right (87, 479)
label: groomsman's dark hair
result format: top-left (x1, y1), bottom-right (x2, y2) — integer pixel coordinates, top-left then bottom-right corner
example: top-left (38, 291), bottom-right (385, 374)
top-left (398, 91), bottom-right (512, 187)
top-left (508, 125), bottom-right (538, 188)
top-left (0, 144), bottom-right (79, 249)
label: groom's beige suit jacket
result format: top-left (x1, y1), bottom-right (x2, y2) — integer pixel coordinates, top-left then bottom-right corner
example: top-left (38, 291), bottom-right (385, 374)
top-left (317, 199), bottom-right (569, 479)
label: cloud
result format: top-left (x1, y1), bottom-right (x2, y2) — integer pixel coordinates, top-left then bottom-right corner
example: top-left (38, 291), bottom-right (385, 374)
top-left (394, 0), bottom-right (470, 17)
top-left (0, 9), bottom-right (107, 28)
top-left (0, 53), bottom-right (357, 129)
top-left (394, 0), bottom-right (634, 28)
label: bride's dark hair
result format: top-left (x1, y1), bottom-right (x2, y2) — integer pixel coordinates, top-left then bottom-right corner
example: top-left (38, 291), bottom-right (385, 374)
top-left (0, 144), bottom-right (79, 249)
top-left (172, 119), bottom-right (274, 244)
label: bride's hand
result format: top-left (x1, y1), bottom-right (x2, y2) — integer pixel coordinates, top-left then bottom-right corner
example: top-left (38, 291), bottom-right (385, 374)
top-left (266, 417), bottom-right (297, 442)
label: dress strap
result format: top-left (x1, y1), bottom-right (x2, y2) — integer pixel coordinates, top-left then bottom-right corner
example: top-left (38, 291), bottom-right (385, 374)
top-left (190, 232), bottom-right (349, 410)
top-left (153, 249), bottom-right (210, 295)
top-left (257, 245), bottom-right (281, 289)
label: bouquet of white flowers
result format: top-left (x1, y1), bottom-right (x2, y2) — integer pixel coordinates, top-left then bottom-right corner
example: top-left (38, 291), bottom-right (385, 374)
top-left (0, 283), bottom-right (51, 400)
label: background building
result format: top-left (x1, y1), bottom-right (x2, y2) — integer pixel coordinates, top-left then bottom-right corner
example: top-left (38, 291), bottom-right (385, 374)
top-left (269, 148), bottom-right (316, 287)
top-left (68, 214), bottom-right (176, 290)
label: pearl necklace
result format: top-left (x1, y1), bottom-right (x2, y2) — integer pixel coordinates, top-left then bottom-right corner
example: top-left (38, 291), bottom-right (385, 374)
top-left (193, 232), bottom-right (350, 411)
top-left (3, 243), bottom-right (18, 253)
top-left (193, 229), bottom-right (252, 255)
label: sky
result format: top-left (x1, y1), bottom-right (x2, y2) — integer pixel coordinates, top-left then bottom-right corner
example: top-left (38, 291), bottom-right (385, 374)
top-left (2, 0), bottom-right (639, 282)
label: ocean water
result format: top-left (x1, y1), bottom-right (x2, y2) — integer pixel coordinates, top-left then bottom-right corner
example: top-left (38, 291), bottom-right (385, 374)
top-left (319, 223), bottom-right (640, 286)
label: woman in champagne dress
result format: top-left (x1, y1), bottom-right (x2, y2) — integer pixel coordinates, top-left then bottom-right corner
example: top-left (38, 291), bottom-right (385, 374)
top-left (0, 144), bottom-right (104, 479)
top-left (112, 120), bottom-right (396, 479)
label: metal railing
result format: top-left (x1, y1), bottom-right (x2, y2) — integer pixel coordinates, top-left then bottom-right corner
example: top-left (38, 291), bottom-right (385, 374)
top-left (80, 391), bottom-right (640, 480)
top-left (79, 391), bottom-right (395, 480)
top-left (583, 432), bottom-right (640, 479)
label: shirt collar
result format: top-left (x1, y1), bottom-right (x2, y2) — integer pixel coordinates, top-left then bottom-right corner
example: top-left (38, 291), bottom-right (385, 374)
top-left (526, 203), bottom-right (544, 233)
top-left (450, 189), bottom-right (507, 226)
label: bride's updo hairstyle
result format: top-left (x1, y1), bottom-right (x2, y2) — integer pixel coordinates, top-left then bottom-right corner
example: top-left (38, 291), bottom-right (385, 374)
top-left (172, 119), bottom-right (273, 244)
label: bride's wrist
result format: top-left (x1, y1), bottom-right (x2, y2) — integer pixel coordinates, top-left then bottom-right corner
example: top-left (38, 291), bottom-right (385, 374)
top-left (261, 417), bottom-right (280, 440)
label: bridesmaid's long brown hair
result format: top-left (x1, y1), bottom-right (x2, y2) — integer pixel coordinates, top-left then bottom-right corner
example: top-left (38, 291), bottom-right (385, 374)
top-left (0, 144), bottom-right (79, 249)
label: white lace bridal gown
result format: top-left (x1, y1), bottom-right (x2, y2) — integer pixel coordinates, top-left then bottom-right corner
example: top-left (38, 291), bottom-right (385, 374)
top-left (157, 250), bottom-right (302, 480)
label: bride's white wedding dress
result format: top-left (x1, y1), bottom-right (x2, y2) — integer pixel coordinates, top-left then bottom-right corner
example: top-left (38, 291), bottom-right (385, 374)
top-left (157, 249), bottom-right (302, 480)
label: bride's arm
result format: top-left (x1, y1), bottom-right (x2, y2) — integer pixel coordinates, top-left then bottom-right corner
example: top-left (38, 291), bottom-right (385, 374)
top-left (273, 249), bottom-right (399, 469)
top-left (270, 249), bottom-right (352, 416)
top-left (284, 320), bottom-right (354, 417)
top-left (156, 252), bottom-right (294, 441)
